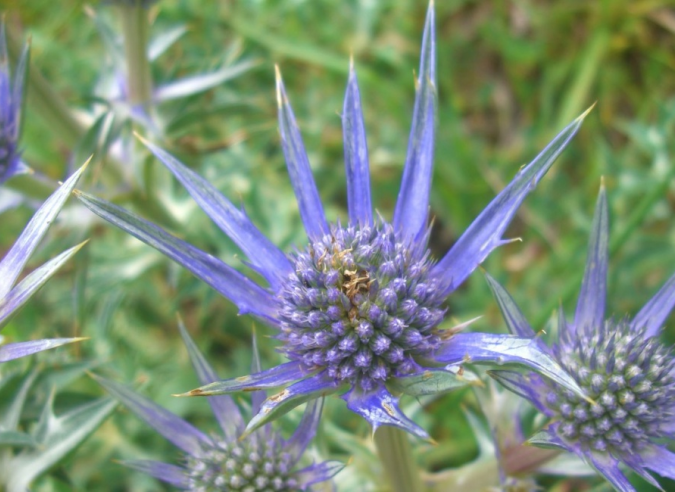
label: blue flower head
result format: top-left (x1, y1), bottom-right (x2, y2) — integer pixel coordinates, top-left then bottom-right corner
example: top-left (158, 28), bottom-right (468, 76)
top-left (76, 1), bottom-right (591, 438)
top-left (487, 184), bottom-right (675, 491)
top-left (94, 322), bottom-right (343, 491)
top-left (0, 23), bottom-right (29, 184)
top-left (0, 165), bottom-right (88, 362)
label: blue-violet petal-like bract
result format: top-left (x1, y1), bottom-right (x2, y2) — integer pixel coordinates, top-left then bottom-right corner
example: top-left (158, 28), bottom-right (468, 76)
top-left (0, 164), bottom-right (88, 362)
top-left (487, 185), bottom-right (675, 492)
top-left (76, 2), bottom-right (591, 439)
top-left (94, 322), bottom-right (342, 491)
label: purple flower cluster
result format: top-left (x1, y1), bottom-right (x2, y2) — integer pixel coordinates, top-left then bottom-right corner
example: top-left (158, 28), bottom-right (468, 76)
top-left (279, 220), bottom-right (447, 392)
top-left (6, 0), bottom-right (675, 490)
top-left (549, 318), bottom-right (675, 456)
top-left (94, 323), bottom-right (342, 491)
top-left (488, 186), bottom-right (675, 491)
top-left (76, 1), bottom-right (590, 440)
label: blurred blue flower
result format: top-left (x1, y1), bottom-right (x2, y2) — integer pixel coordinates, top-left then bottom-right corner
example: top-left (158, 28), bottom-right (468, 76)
top-left (0, 24), bottom-right (29, 184)
top-left (0, 165), bottom-right (87, 362)
top-left (488, 185), bottom-right (675, 491)
top-left (76, 2), bottom-right (591, 439)
top-left (94, 322), bottom-right (342, 491)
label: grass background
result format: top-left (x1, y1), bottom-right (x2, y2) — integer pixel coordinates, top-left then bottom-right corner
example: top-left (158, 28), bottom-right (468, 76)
top-left (2, 0), bottom-right (675, 490)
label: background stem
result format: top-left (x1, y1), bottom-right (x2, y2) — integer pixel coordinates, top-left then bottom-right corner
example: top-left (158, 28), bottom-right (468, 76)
top-left (374, 426), bottom-right (424, 492)
top-left (119, 1), bottom-right (152, 107)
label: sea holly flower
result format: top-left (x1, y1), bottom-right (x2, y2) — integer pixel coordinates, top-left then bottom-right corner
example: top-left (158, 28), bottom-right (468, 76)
top-left (487, 185), bottom-right (675, 491)
top-left (0, 24), bottom-right (30, 184)
top-left (93, 322), bottom-right (343, 491)
top-left (75, 1), bottom-right (590, 439)
top-left (0, 164), bottom-right (88, 362)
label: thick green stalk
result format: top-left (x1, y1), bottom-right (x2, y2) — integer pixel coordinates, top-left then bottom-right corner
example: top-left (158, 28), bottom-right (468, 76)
top-left (374, 426), bottom-right (424, 492)
top-left (119, 1), bottom-right (152, 107)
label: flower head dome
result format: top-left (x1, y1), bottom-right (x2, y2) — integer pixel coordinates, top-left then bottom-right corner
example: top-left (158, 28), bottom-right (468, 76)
top-left (76, 1), bottom-right (591, 438)
top-left (488, 185), bottom-right (675, 491)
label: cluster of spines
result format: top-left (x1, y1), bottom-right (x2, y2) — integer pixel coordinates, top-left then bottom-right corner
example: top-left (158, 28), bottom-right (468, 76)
top-left (545, 319), bottom-right (675, 454)
top-left (186, 434), bottom-right (297, 492)
top-left (278, 221), bottom-right (447, 391)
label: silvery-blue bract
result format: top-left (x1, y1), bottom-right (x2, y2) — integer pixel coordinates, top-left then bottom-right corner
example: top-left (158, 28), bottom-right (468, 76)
top-left (76, 2), bottom-right (591, 439)
top-left (0, 165), bottom-right (87, 362)
top-left (488, 186), bottom-right (675, 491)
top-left (94, 323), bottom-right (342, 491)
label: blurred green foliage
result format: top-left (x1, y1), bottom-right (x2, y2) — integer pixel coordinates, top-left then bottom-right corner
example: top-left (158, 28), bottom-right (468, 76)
top-left (2, 0), bottom-right (675, 490)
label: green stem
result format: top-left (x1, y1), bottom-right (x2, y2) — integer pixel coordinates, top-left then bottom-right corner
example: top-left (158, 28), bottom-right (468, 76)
top-left (374, 426), bottom-right (424, 492)
top-left (119, 1), bottom-right (152, 107)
